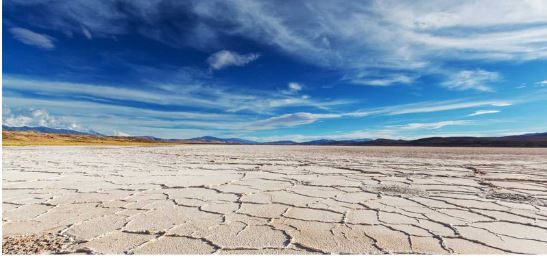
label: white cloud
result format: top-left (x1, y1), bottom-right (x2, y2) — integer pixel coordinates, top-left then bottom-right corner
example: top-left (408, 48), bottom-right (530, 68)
top-left (8, 1), bottom-right (547, 88)
top-left (374, 1), bottom-right (547, 61)
top-left (536, 80), bottom-right (547, 86)
top-left (288, 82), bottom-right (302, 92)
top-left (3, 108), bottom-right (83, 130)
top-left (490, 102), bottom-right (512, 107)
top-left (397, 120), bottom-right (471, 130)
top-left (244, 99), bottom-right (513, 130)
top-left (9, 1), bottom-right (547, 64)
top-left (4, 75), bottom-right (346, 115)
top-left (467, 110), bottom-right (500, 116)
top-left (441, 70), bottom-right (500, 92)
top-left (348, 99), bottom-right (512, 116)
top-left (113, 130), bottom-right (131, 137)
top-left (249, 112), bottom-right (340, 129)
top-left (4, 91), bottom-right (530, 139)
top-left (81, 25), bottom-right (93, 39)
top-left (9, 27), bottom-right (55, 49)
top-left (191, 1), bottom-right (547, 74)
top-left (281, 82), bottom-right (303, 94)
top-left (349, 74), bottom-right (416, 86)
top-left (207, 50), bottom-right (260, 70)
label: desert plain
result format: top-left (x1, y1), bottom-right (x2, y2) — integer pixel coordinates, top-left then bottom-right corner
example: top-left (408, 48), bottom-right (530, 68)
top-left (3, 145), bottom-right (547, 254)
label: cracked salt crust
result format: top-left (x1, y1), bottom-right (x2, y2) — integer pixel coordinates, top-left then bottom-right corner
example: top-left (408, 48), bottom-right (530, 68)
top-left (3, 145), bottom-right (547, 254)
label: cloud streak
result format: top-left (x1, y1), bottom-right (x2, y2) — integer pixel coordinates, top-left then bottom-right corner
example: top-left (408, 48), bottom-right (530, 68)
top-left (349, 74), bottom-right (416, 87)
top-left (3, 75), bottom-right (346, 115)
top-left (467, 110), bottom-right (500, 117)
top-left (441, 70), bottom-right (500, 92)
top-left (397, 120), bottom-right (471, 130)
top-left (348, 99), bottom-right (512, 117)
top-left (248, 112), bottom-right (339, 129)
top-left (241, 100), bottom-right (514, 131)
top-left (9, 27), bottom-right (55, 49)
top-left (207, 50), bottom-right (260, 70)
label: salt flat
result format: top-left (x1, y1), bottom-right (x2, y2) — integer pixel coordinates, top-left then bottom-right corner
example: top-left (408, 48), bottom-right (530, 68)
top-left (3, 145), bottom-right (547, 254)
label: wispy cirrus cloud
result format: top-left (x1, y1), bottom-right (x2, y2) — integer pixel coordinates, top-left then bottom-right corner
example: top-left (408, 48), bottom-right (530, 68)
top-left (9, 27), bottom-right (55, 49)
top-left (2, 97), bottom-right (248, 137)
top-left (348, 74), bottom-right (417, 87)
top-left (248, 112), bottom-right (339, 129)
top-left (80, 25), bottom-right (93, 39)
top-left (396, 120), bottom-right (471, 130)
top-left (242, 98), bottom-right (513, 130)
top-left (239, 100), bottom-right (514, 131)
top-left (3, 75), bottom-right (347, 115)
top-left (8, 1), bottom-right (547, 87)
top-left (441, 70), bottom-right (500, 92)
top-left (207, 50), bottom-right (260, 70)
top-left (6, 1), bottom-right (546, 140)
top-left (4, 77), bottom-right (518, 138)
top-left (4, 74), bottom-right (357, 136)
top-left (348, 99), bottom-right (512, 117)
top-left (467, 110), bottom-right (500, 117)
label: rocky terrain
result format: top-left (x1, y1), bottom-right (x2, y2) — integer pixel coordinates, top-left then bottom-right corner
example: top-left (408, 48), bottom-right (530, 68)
top-left (3, 145), bottom-right (547, 254)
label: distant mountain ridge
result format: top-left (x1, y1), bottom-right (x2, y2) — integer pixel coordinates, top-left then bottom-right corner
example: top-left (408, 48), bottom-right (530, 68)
top-left (264, 140), bottom-right (298, 145)
top-left (303, 138), bottom-right (373, 145)
top-left (355, 133), bottom-right (547, 147)
top-left (188, 136), bottom-right (257, 144)
top-left (3, 125), bottom-right (547, 147)
top-left (2, 126), bottom-right (103, 136)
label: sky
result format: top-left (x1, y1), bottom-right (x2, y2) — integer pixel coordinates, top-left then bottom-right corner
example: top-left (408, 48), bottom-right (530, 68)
top-left (3, 0), bottom-right (547, 141)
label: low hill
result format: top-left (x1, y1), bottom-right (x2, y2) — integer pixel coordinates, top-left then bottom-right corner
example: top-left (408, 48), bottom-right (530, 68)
top-left (2, 131), bottom-right (173, 146)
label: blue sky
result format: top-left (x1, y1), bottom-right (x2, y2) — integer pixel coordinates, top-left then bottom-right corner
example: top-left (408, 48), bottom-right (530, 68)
top-left (3, 0), bottom-right (547, 141)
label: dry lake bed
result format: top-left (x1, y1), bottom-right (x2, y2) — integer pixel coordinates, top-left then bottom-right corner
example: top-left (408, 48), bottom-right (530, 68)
top-left (3, 145), bottom-right (547, 254)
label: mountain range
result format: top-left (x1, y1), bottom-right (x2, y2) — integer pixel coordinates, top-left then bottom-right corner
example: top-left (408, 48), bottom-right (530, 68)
top-left (2, 126), bottom-right (104, 136)
top-left (187, 136), bottom-right (258, 144)
top-left (3, 126), bottom-right (547, 147)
